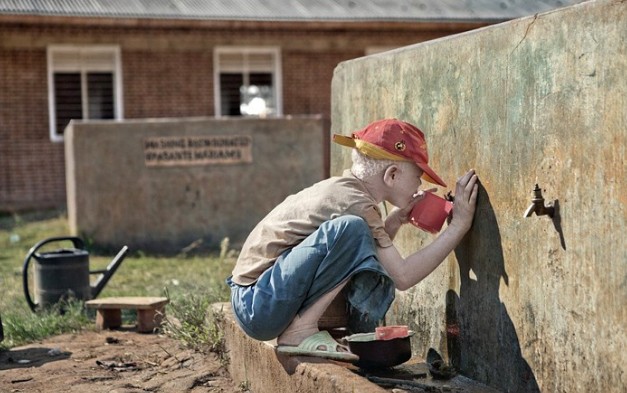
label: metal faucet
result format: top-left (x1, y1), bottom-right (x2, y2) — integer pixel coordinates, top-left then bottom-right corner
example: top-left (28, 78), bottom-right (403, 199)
top-left (524, 184), bottom-right (554, 218)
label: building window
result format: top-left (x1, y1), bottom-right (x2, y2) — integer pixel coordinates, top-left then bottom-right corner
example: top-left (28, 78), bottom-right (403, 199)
top-left (47, 46), bottom-right (123, 142)
top-left (214, 47), bottom-right (282, 117)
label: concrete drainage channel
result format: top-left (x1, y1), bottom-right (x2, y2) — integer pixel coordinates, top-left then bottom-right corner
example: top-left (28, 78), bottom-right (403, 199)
top-left (214, 303), bottom-right (500, 393)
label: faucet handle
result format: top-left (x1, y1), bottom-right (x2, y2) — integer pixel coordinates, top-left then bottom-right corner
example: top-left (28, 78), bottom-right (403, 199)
top-left (532, 184), bottom-right (544, 201)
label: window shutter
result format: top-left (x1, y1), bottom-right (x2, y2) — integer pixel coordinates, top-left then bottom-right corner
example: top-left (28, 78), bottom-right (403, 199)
top-left (87, 73), bottom-right (114, 119)
top-left (53, 73), bottom-right (82, 135)
top-left (220, 73), bottom-right (244, 116)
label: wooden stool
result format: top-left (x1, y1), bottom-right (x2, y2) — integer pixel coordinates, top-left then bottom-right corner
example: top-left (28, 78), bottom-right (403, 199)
top-left (85, 297), bottom-right (169, 333)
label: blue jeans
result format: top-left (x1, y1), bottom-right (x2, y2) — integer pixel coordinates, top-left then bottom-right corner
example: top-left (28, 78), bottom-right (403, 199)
top-left (227, 215), bottom-right (395, 341)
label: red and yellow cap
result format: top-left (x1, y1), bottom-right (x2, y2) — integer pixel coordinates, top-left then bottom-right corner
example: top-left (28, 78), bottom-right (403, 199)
top-left (333, 119), bottom-right (447, 187)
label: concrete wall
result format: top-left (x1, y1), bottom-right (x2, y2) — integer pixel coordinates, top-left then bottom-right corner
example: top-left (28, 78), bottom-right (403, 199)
top-left (330, 1), bottom-right (625, 392)
top-left (65, 116), bottom-right (326, 253)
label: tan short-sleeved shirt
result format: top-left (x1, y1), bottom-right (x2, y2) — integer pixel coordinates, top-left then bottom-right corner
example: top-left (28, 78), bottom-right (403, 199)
top-left (231, 170), bottom-right (393, 286)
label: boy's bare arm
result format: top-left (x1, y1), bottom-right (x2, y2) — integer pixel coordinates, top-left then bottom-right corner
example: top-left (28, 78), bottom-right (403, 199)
top-left (384, 207), bottom-right (408, 240)
top-left (377, 170), bottom-right (478, 290)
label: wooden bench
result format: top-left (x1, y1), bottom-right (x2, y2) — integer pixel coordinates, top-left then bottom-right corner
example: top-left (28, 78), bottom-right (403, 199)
top-left (85, 297), bottom-right (169, 333)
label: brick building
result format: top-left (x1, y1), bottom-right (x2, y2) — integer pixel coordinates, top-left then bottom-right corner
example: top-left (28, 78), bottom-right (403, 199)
top-left (0, 0), bottom-right (581, 212)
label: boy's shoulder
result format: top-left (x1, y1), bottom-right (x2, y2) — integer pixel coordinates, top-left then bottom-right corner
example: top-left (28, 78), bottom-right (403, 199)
top-left (296, 171), bottom-right (375, 209)
top-left (309, 170), bottom-right (364, 193)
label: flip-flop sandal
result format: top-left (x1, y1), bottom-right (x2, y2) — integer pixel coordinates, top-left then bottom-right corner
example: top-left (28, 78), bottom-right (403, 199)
top-left (276, 331), bottom-right (359, 363)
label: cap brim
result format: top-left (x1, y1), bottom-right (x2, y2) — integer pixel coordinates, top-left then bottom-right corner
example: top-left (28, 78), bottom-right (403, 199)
top-left (332, 134), bottom-right (356, 148)
top-left (417, 163), bottom-right (447, 188)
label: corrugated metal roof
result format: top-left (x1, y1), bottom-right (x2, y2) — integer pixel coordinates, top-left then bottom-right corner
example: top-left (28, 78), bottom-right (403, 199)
top-left (0, 0), bottom-right (587, 23)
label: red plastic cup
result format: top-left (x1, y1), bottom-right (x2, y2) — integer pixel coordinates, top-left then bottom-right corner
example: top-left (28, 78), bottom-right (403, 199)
top-left (409, 192), bottom-right (453, 233)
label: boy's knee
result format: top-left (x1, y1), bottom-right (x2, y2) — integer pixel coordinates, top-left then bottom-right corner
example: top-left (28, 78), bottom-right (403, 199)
top-left (316, 215), bottom-right (374, 250)
top-left (333, 215), bottom-right (370, 235)
top-left (335, 214), bottom-right (367, 227)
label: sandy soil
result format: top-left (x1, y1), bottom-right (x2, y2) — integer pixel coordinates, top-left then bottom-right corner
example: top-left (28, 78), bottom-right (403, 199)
top-left (0, 330), bottom-right (242, 393)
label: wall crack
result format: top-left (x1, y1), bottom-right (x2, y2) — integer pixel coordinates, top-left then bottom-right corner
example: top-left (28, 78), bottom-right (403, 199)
top-left (511, 13), bottom-right (539, 54)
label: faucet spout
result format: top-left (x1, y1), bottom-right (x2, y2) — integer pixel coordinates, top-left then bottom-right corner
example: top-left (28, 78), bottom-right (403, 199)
top-left (523, 184), bottom-right (554, 218)
top-left (524, 203), bottom-right (537, 217)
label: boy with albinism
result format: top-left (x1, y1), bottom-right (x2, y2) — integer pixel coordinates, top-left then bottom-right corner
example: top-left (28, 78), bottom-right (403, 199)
top-left (227, 118), bottom-right (478, 361)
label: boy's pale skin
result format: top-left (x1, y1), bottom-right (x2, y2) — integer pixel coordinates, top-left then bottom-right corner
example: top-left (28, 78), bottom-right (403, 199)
top-left (277, 163), bottom-right (479, 351)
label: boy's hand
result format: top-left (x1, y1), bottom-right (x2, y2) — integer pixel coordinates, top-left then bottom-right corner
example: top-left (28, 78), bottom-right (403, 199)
top-left (448, 169), bottom-right (479, 233)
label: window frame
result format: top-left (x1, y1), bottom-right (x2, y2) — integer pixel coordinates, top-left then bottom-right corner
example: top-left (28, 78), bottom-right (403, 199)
top-left (213, 46), bottom-right (283, 118)
top-left (47, 45), bottom-right (123, 142)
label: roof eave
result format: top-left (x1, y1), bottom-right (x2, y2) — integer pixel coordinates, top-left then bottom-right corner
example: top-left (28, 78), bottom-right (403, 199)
top-left (0, 13), bottom-right (500, 31)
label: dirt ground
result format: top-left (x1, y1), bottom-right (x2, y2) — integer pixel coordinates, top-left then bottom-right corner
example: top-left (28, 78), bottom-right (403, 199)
top-left (0, 329), bottom-right (242, 393)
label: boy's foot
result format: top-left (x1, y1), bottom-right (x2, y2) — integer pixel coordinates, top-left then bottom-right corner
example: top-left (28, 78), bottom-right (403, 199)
top-left (276, 330), bottom-right (359, 362)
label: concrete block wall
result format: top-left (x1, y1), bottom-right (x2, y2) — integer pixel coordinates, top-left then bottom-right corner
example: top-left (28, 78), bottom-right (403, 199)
top-left (65, 116), bottom-right (326, 253)
top-left (330, 0), bottom-right (625, 391)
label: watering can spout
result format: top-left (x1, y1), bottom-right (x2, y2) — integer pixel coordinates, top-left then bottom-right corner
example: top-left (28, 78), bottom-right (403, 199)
top-left (91, 246), bottom-right (129, 299)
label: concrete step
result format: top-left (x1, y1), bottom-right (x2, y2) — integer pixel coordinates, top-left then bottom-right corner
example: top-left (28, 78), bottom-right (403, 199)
top-left (214, 303), bottom-right (501, 393)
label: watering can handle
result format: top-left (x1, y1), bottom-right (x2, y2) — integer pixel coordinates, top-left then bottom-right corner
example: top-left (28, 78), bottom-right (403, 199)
top-left (22, 236), bottom-right (86, 312)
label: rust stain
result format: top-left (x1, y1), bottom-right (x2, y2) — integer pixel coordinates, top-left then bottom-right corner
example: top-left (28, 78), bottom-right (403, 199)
top-left (446, 324), bottom-right (461, 337)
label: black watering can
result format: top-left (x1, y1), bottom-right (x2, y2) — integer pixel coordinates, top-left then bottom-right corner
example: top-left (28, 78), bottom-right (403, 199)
top-left (22, 237), bottom-right (128, 312)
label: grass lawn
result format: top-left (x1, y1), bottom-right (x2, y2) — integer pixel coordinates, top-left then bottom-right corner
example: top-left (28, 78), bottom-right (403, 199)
top-left (0, 209), bottom-right (235, 351)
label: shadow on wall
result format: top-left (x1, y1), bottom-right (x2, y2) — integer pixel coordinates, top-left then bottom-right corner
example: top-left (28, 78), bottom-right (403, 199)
top-left (446, 184), bottom-right (540, 392)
